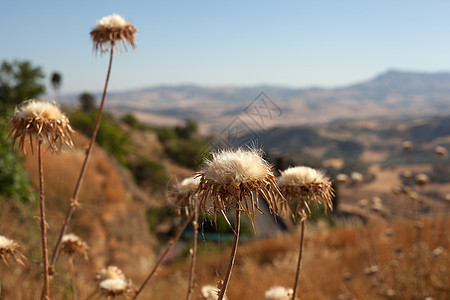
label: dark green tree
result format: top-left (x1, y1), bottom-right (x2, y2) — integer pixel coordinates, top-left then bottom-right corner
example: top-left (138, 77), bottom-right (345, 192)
top-left (0, 60), bottom-right (46, 113)
top-left (78, 92), bottom-right (97, 112)
top-left (175, 118), bottom-right (198, 139)
top-left (50, 72), bottom-right (62, 101)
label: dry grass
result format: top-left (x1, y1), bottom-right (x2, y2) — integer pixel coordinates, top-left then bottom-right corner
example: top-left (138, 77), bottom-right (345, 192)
top-left (135, 219), bottom-right (449, 300)
top-left (1, 131), bottom-right (449, 299)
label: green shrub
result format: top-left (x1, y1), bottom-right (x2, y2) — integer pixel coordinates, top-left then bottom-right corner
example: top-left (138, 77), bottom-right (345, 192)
top-left (128, 157), bottom-right (169, 190)
top-left (69, 110), bottom-right (130, 165)
top-left (0, 121), bottom-right (34, 203)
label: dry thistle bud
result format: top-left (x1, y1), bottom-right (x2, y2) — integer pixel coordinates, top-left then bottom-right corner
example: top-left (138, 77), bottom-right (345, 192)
top-left (278, 166), bottom-right (334, 219)
top-left (432, 246), bottom-right (444, 257)
top-left (358, 199), bottom-right (369, 208)
top-left (96, 265), bottom-right (126, 281)
top-left (385, 289), bottom-right (396, 297)
top-left (363, 265), bottom-right (379, 276)
top-left (7, 100), bottom-right (74, 153)
top-left (402, 140), bottom-right (413, 151)
top-left (201, 285), bottom-right (227, 300)
top-left (350, 172), bottom-right (364, 184)
top-left (90, 13), bottom-right (138, 55)
top-left (434, 146), bottom-right (448, 157)
top-left (415, 173), bottom-right (429, 186)
top-left (401, 170), bottom-right (413, 179)
top-left (370, 196), bottom-right (383, 212)
top-left (335, 173), bottom-right (349, 184)
top-left (197, 148), bottom-right (282, 227)
top-left (408, 191), bottom-right (420, 201)
top-left (99, 278), bottom-right (134, 298)
top-left (61, 233), bottom-right (89, 260)
top-left (0, 235), bottom-right (26, 266)
top-left (169, 175), bottom-right (200, 214)
top-left (264, 286), bottom-right (294, 300)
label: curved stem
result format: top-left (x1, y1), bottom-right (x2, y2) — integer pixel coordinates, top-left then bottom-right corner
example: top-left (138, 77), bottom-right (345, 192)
top-left (292, 218), bottom-right (306, 300)
top-left (217, 210), bottom-right (241, 300)
top-left (186, 203), bottom-right (199, 300)
top-left (134, 213), bottom-right (194, 299)
top-left (50, 48), bottom-right (114, 272)
top-left (38, 141), bottom-right (50, 300)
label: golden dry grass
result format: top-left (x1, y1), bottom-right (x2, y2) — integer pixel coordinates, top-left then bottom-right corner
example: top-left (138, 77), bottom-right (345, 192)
top-left (1, 133), bottom-right (449, 299)
top-left (145, 219), bottom-right (449, 300)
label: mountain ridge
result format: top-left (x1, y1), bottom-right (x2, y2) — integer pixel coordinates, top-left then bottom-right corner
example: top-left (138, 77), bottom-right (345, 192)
top-left (61, 70), bottom-right (450, 131)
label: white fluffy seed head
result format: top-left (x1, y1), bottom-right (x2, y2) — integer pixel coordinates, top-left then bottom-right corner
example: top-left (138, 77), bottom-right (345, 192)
top-left (402, 140), bottom-right (413, 150)
top-left (202, 149), bottom-right (271, 185)
top-left (0, 236), bottom-right (14, 248)
top-left (62, 233), bottom-right (81, 243)
top-left (99, 278), bottom-right (127, 292)
top-left (351, 172), bottom-right (364, 183)
top-left (415, 173), bottom-right (429, 185)
top-left (96, 266), bottom-right (126, 281)
top-left (435, 146), bottom-right (448, 157)
top-left (14, 100), bottom-right (63, 120)
top-left (178, 176), bottom-right (200, 194)
top-left (97, 14), bottom-right (129, 28)
top-left (201, 285), bottom-right (227, 300)
top-left (278, 166), bottom-right (326, 187)
top-left (264, 286), bottom-right (294, 300)
top-left (335, 173), bottom-right (349, 184)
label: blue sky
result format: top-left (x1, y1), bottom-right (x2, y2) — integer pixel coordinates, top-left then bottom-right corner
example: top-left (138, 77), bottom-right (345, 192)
top-left (2, 1), bottom-right (450, 94)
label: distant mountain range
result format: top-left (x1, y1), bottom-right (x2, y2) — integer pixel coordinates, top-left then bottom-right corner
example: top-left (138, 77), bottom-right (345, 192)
top-left (64, 70), bottom-right (450, 132)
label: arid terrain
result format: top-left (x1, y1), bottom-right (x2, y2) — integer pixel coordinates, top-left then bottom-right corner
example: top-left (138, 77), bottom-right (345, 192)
top-left (0, 109), bottom-right (448, 299)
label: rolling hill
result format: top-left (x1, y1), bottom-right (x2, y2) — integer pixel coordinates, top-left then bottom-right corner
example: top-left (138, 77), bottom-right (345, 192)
top-left (63, 70), bottom-right (450, 132)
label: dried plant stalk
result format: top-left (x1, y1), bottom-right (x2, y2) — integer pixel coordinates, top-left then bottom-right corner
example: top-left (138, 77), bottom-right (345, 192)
top-left (197, 149), bottom-right (283, 300)
top-left (134, 214), bottom-right (195, 299)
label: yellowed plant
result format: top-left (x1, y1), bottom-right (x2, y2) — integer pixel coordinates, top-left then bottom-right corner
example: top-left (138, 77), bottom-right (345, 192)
top-left (197, 148), bottom-right (283, 300)
top-left (278, 166), bottom-right (333, 300)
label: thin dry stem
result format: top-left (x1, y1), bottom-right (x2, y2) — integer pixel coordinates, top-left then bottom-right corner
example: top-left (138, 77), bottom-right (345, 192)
top-left (38, 141), bottom-right (50, 300)
top-left (291, 217), bottom-right (305, 300)
top-left (217, 210), bottom-right (241, 300)
top-left (67, 256), bottom-right (78, 300)
top-left (186, 203), bottom-right (199, 300)
top-left (50, 48), bottom-right (114, 272)
top-left (134, 213), bottom-right (195, 299)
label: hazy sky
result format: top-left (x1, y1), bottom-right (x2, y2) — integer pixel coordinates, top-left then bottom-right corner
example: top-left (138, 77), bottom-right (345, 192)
top-left (2, 0), bottom-right (450, 95)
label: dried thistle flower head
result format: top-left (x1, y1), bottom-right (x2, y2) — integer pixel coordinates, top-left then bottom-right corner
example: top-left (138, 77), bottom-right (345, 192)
top-left (278, 166), bottom-right (333, 218)
top-left (350, 172), bottom-right (364, 184)
top-left (370, 197), bottom-right (384, 212)
top-left (335, 173), bottom-right (349, 184)
top-left (61, 233), bottom-right (89, 260)
top-left (201, 285), bottom-right (228, 300)
top-left (96, 265), bottom-right (126, 281)
top-left (358, 198), bottom-right (369, 208)
top-left (7, 100), bottom-right (74, 152)
top-left (264, 286), bottom-right (294, 300)
top-left (90, 13), bottom-right (138, 54)
top-left (435, 146), bottom-right (448, 157)
top-left (0, 235), bottom-right (26, 266)
top-left (169, 176), bottom-right (200, 213)
top-left (402, 140), bottom-right (413, 151)
top-left (415, 173), bottom-right (429, 186)
top-left (363, 265), bottom-right (379, 276)
top-left (99, 278), bottom-right (134, 298)
top-left (197, 148), bottom-right (282, 227)
top-left (401, 170), bottom-right (413, 179)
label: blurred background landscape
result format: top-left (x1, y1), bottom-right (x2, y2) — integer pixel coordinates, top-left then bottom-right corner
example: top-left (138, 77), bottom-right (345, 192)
top-left (1, 1), bottom-right (449, 299)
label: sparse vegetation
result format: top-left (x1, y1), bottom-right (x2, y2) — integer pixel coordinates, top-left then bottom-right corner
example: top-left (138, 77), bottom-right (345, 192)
top-left (1, 13), bottom-right (450, 300)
